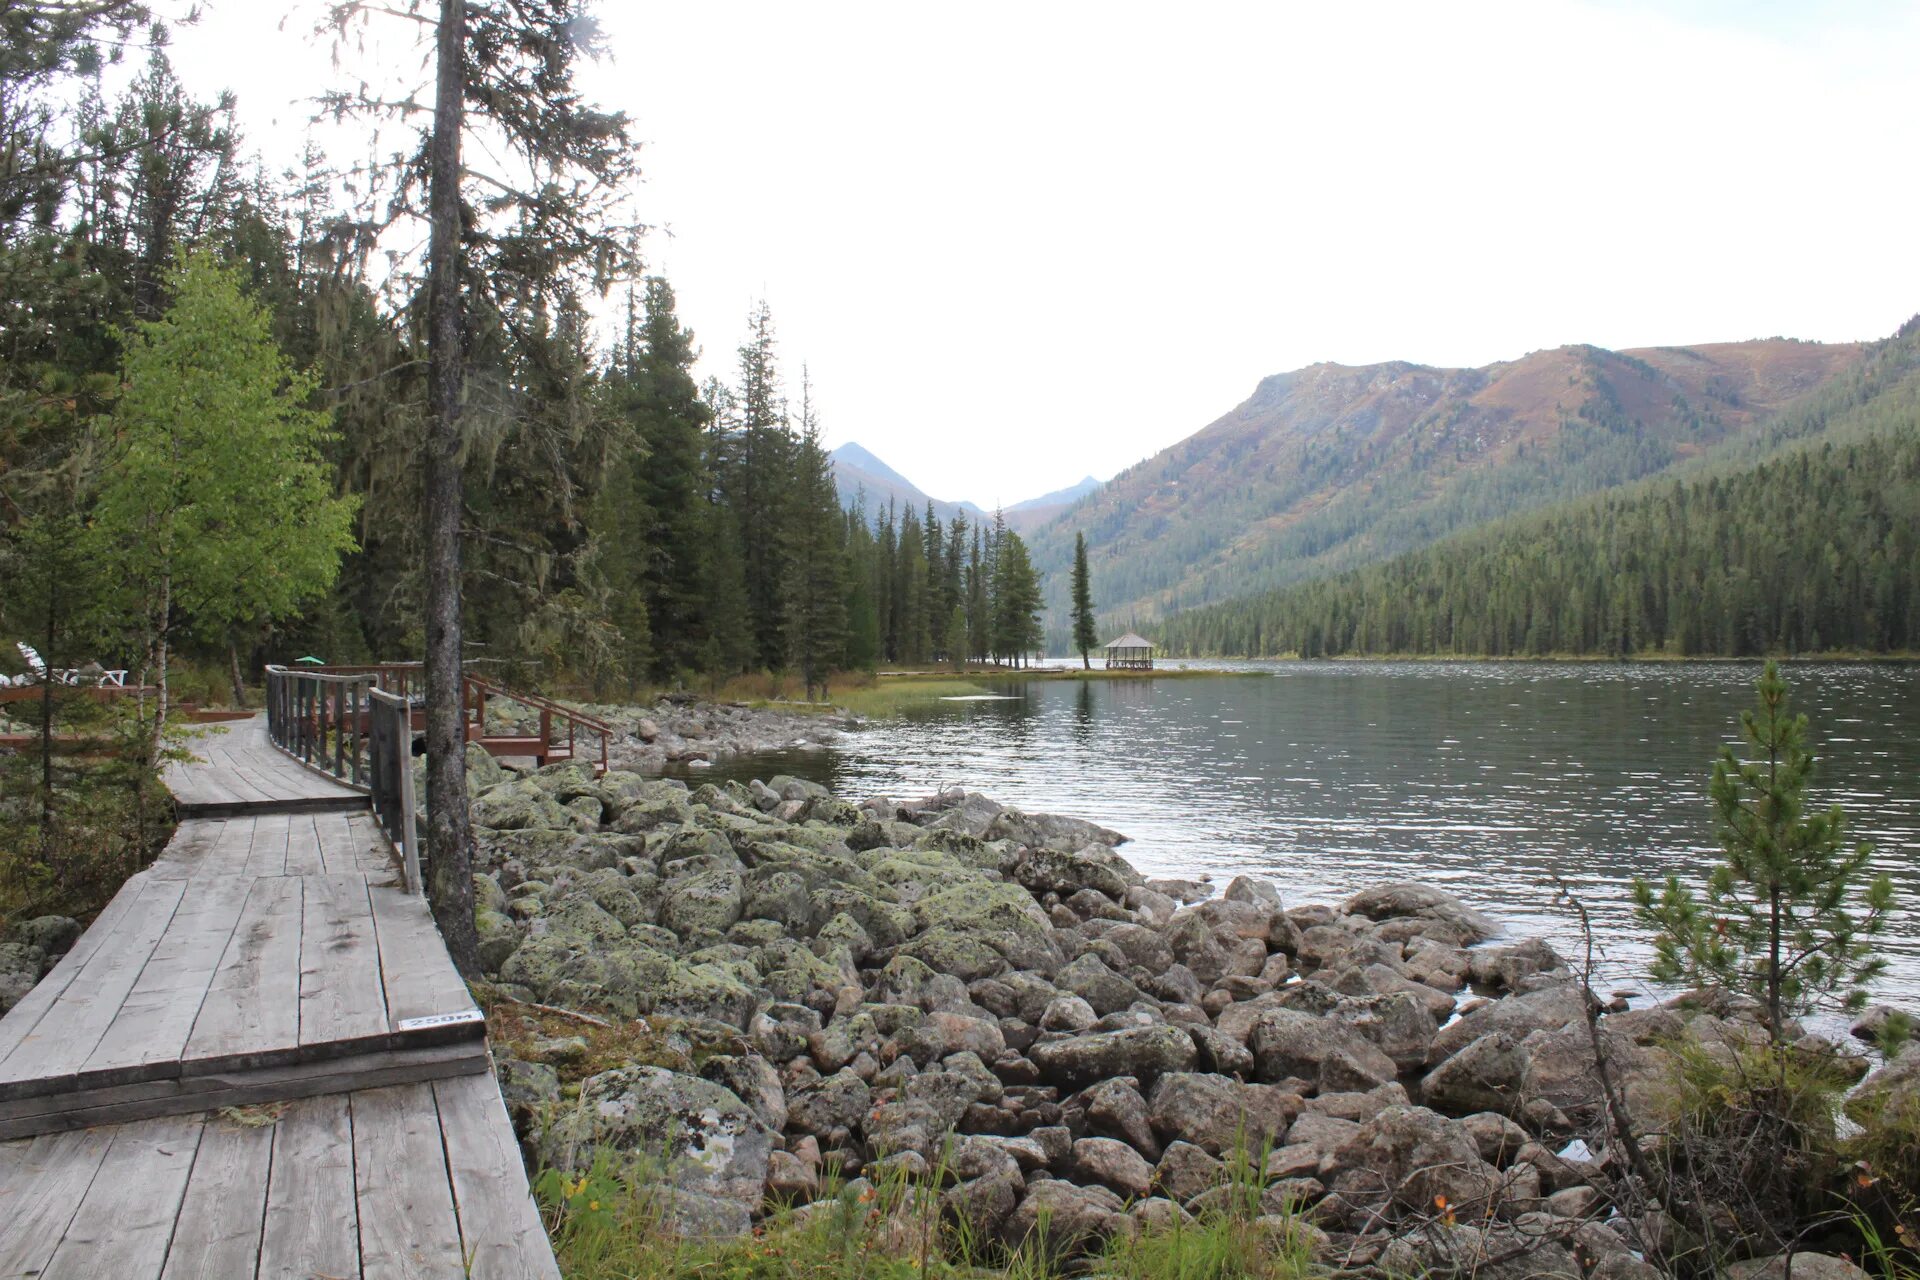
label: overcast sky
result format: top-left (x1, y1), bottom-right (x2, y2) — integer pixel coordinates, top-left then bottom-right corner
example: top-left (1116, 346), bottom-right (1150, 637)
top-left (165, 1), bottom-right (1920, 508)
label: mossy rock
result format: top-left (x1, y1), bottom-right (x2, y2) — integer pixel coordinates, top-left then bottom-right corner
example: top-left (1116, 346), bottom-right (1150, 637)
top-left (911, 880), bottom-right (1051, 939)
top-left (898, 927), bottom-right (1011, 982)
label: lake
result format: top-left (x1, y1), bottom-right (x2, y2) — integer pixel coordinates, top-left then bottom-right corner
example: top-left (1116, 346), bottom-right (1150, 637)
top-left (692, 661), bottom-right (1920, 1012)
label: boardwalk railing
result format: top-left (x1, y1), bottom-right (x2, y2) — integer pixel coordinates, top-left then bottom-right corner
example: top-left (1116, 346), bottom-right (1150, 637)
top-left (366, 686), bottom-right (423, 892)
top-left (265, 664), bottom-right (422, 891)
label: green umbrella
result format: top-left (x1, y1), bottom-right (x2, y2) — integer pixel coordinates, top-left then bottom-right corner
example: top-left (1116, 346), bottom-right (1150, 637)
top-left (294, 655), bottom-right (327, 665)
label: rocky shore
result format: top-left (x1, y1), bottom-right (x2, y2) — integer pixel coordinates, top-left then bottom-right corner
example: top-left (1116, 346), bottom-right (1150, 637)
top-left (482, 696), bottom-right (848, 773)
top-left (462, 751), bottom-right (1916, 1277)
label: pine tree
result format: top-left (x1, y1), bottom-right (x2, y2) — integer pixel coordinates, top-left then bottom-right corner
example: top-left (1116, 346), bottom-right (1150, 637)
top-left (1070, 530), bottom-right (1098, 668)
top-left (1633, 661), bottom-right (1896, 1042)
top-left (785, 372), bottom-right (847, 702)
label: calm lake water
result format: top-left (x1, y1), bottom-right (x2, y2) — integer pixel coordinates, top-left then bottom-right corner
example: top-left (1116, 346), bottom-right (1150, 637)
top-left (692, 661), bottom-right (1920, 1011)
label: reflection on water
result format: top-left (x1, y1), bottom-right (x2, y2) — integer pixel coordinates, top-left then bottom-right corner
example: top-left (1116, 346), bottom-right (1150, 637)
top-left (681, 661), bottom-right (1920, 1008)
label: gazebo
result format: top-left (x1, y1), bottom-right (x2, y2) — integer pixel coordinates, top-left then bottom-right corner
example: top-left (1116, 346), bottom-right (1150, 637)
top-left (1104, 632), bottom-right (1155, 670)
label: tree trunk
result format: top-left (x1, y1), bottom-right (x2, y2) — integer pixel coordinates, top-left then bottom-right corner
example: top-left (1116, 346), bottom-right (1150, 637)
top-left (150, 573), bottom-right (171, 766)
top-left (423, 0), bottom-right (481, 976)
top-left (228, 635), bottom-right (246, 708)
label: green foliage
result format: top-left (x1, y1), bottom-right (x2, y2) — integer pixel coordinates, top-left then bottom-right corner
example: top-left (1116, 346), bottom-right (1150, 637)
top-left (1644, 1032), bottom-right (1860, 1267)
top-left (1634, 662), bottom-right (1894, 1039)
top-left (94, 250), bottom-right (358, 644)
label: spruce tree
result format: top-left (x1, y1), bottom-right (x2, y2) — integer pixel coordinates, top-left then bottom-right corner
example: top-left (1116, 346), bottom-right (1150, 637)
top-left (628, 277), bottom-right (713, 681)
top-left (1634, 661), bottom-right (1896, 1042)
top-left (731, 300), bottom-right (794, 670)
top-left (992, 527), bottom-right (1044, 666)
top-left (842, 507), bottom-right (881, 671)
top-left (785, 373), bottom-right (847, 702)
top-left (1070, 530), bottom-right (1098, 668)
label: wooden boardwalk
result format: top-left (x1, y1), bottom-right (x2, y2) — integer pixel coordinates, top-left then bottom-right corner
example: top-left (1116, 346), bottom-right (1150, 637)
top-left (163, 715), bottom-right (367, 816)
top-left (0, 715), bottom-right (558, 1277)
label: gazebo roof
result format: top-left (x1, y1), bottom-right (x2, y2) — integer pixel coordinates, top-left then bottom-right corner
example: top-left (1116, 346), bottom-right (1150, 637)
top-left (1104, 632), bottom-right (1154, 650)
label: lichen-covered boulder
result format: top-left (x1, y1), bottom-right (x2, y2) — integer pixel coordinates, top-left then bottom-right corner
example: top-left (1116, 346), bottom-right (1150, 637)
top-left (1002, 1178), bottom-right (1126, 1253)
top-left (1343, 883), bottom-right (1497, 945)
top-left (471, 778), bottom-right (574, 831)
top-left (1073, 1137), bottom-right (1153, 1198)
top-left (661, 866), bottom-right (746, 936)
top-left (1147, 1072), bottom-right (1299, 1156)
top-left (1031, 1025), bottom-right (1198, 1090)
top-left (911, 881), bottom-right (1051, 938)
top-left (1248, 1006), bottom-right (1398, 1092)
top-left (536, 1065), bottom-right (771, 1217)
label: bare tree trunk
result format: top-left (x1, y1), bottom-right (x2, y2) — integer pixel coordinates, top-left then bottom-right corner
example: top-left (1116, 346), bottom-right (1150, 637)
top-left (423, 0), bottom-right (481, 975)
top-left (228, 634), bottom-right (247, 708)
top-left (150, 573), bottom-right (171, 765)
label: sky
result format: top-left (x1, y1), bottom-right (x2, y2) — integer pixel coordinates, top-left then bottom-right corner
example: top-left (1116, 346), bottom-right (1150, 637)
top-left (163, 1), bottom-right (1920, 509)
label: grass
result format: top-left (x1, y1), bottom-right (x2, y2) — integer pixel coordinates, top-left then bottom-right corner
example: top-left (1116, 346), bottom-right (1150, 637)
top-left (539, 1130), bottom-right (1323, 1280)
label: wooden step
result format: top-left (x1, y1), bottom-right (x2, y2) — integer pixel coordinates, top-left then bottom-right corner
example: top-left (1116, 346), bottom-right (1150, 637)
top-left (0, 1037), bottom-right (490, 1140)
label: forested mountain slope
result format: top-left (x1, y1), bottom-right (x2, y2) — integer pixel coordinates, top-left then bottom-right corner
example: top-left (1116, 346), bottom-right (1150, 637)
top-left (1031, 338), bottom-right (1863, 638)
top-left (1156, 319), bottom-right (1920, 658)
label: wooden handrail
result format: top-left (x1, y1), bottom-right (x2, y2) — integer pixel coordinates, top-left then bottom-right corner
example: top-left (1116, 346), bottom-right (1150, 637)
top-left (264, 664), bottom-right (420, 892)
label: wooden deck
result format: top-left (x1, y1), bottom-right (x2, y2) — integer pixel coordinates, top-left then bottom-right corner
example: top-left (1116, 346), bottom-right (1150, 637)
top-left (0, 1072), bottom-right (556, 1279)
top-left (163, 714), bottom-right (367, 816)
top-left (0, 710), bottom-right (558, 1276)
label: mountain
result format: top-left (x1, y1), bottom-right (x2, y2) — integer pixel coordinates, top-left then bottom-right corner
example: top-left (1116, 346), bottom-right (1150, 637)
top-left (828, 443), bottom-right (1103, 533)
top-left (1028, 337), bottom-right (1865, 640)
top-left (1003, 475), bottom-right (1102, 533)
top-left (830, 442), bottom-right (982, 527)
top-left (1156, 318), bottom-right (1920, 658)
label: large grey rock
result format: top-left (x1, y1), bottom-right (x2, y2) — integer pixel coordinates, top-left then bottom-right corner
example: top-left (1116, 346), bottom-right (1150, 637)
top-left (1080, 1078), bottom-right (1160, 1159)
top-left (1343, 883), bottom-right (1497, 945)
top-left (1154, 1141), bottom-right (1224, 1204)
top-left (0, 942), bottom-right (44, 1015)
top-left (661, 866), bottom-right (747, 936)
top-left (536, 1066), bottom-right (771, 1210)
top-left (1248, 1006), bottom-right (1399, 1092)
top-left (1031, 1026), bottom-right (1198, 1089)
top-left (1002, 1178), bottom-right (1125, 1253)
top-left (1146, 1072), bottom-right (1298, 1156)
top-left (1421, 1031), bottom-right (1530, 1118)
top-left (1073, 1137), bottom-right (1154, 1198)
top-left (1326, 1104), bottom-right (1503, 1227)
top-left (1726, 1254), bottom-right (1872, 1280)
top-left (1431, 982), bottom-right (1588, 1062)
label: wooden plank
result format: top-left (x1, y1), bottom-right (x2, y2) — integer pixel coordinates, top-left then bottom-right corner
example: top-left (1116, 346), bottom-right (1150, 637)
top-left (242, 813), bottom-right (292, 878)
top-left (0, 1038), bottom-right (490, 1139)
top-left (0, 1127), bottom-right (114, 1279)
top-left (354, 1083), bottom-right (466, 1279)
top-left (0, 876), bottom-right (188, 1094)
top-left (144, 818), bottom-right (227, 880)
top-left (80, 875), bottom-right (256, 1082)
top-left (368, 885), bottom-right (475, 1028)
top-left (183, 876), bottom-right (302, 1065)
top-left (315, 811), bottom-right (392, 878)
top-left (158, 1112), bottom-right (276, 1280)
top-left (299, 874), bottom-right (389, 1046)
top-left (38, 1113), bottom-right (204, 1280)
top-left (435, 1072), bottom-right (561, 1280)
top-left (257, 1093), bottom-right (359, 1280)
top-left (0, 875), bottom-right (150, 1066)
top-left (282, 813), bottom-right (325, 877)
